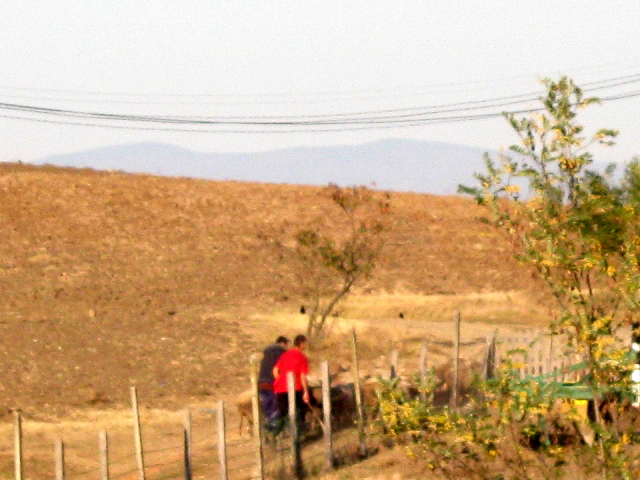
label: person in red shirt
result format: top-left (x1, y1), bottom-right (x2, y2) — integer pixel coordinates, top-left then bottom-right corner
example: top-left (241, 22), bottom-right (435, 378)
top-left (258, 336), bottom-right (289, 423)
top-left (272, 334), bottom-right (311, 428)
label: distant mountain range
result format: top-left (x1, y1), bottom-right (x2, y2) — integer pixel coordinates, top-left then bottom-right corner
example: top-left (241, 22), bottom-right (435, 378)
top-left (37, 139), bottom-right (496, 194)
top-left (35, 139), bottom-right (619, 194)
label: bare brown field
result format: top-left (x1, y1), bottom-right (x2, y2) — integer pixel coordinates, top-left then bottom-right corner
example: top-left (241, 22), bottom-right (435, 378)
top-left (0, 162), bottom-right (556, 478)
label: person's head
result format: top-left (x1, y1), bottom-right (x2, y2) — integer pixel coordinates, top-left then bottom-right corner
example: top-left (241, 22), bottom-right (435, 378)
top-left (276, 336), bottom-right (289, 347)
top-left (293, 334), bottom-right (307, 350)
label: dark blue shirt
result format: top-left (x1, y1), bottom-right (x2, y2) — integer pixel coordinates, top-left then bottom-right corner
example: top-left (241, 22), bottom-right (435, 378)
top-left (258, 344), bottom-right (286, 385)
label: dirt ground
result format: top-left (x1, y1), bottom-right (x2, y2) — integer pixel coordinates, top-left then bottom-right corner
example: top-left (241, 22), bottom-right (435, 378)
top-left (317, 446), bottom-right (434, 480)
top-left (0, 310), bottom-right (535, 479)
top-left (0, 163), bottom-right (556, 478)
top-left (0, 163), bottom-right (550, 412)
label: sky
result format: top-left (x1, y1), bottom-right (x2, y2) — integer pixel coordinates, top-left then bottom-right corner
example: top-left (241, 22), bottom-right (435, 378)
top-left (1, 1), bottom-right (639, 163)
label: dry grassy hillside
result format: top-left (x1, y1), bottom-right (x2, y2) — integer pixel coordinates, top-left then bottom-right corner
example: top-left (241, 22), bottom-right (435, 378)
top-left (0, 162), bottom-right (543, 414)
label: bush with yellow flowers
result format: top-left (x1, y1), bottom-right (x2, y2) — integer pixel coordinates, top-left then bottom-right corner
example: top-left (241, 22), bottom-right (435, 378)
top-left (375, 351), bottom-right (640, 479)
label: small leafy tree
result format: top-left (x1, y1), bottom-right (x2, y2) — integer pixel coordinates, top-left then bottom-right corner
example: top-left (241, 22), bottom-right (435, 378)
top-left (294, 184), bottom-right (390, 340)
top-left (372, 77), bottom-right (640, 480)
top-left (459, 76), bottom-right (640, 470)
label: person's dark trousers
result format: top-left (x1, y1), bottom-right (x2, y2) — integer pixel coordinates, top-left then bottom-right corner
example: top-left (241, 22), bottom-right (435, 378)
top-left (276, 391), bottom-right (308, 427)
top-left (259, 389), bottom-right (279, 422)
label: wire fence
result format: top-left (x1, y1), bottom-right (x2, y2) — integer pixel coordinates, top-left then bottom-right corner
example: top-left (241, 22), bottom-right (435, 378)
top-left (5, 317), bottom-right (591, 479)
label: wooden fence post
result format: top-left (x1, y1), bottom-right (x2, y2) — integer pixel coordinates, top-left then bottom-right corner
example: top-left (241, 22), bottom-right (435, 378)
top-left (523, 331), bottom-right (530, 376)
top-left (547, 335), bottom-right (554, 376)
top-left (451, 312), bottom-right (461, 412)
top-left (55, 438), bottom-right (65, 480)
top-left (351, 328), bottom-right (366, 457)
top-left (528, 332), bottom-right (535, 376)
top-left (14, 411), bottom-right (23, 480)
top-left (217, 401), bottom-right (228, 480)
top-left (523, 331), bottom-right (531, 376)
top-left (390, 349), bottom-right (399, 380)
top-left (538, 335), bottom-right (544, 376)
top-left (99, 430), bottom-right (109, 480)
top-left (287, 372), bottom-right (303, 479)
top-left (496, 335), bottom-right (505, 367)
top-left (250, 354), bottom-right (264, 480)
top-left (519, 332), bottom-right (527, 379)
top-left (483, 332), bottom-right (496, 380)
top-left (541, 335), bottom-right (547, 376)
top-left (130, 386), bottom-right (146, 480)
top-left (183, 407), bottom-right (193, 480)
top-left (532, 331), bottom-right (539, 375)
top-left (321, 360), bottom-right (333, 471)
top-left (419, 343), bottom-right (428, 403)
top-left (532, 334), bottom-right (541, 376)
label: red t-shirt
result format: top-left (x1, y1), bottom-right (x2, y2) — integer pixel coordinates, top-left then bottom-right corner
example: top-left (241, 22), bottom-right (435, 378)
top-left (273, 348), bottom-right (309, 393)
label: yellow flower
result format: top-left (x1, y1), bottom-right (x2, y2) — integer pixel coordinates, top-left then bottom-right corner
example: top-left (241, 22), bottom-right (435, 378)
top-left (461, 433), bottom-right (474, 442)
top-left (505, 185), bottom-right (521, 194)
top-left (607, 265), bottom-right (616, 277)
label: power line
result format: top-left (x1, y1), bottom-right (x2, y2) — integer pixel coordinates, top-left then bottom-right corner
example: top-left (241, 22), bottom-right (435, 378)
top-left (266, 74), bottom-right (640, 124)
top-left (1, 73), bottom-right (639, 128)
top-left (147, 72), bottom-right (640, 122)
top-left (1, 59), bottom-right (640, 105)
top-left (2, 89), bottom-right (639, 134)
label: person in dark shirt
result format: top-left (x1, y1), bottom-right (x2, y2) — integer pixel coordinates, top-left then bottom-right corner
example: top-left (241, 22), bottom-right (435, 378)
top-left (258, 336), bottom-right (289, 423)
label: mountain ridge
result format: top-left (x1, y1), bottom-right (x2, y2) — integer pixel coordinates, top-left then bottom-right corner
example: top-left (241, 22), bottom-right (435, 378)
top-left (36, 138), bottom-right (494, 194)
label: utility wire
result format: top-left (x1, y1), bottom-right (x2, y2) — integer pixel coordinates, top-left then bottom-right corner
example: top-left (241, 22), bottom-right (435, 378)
top-left (0, 77), bottom-right (636, 125)
top-left (1, 90), bottom-right (638, 134)
top-left (1, 87), bottom-right (639, 134)
top-left (0, 73), bottom-right (638, 109)
top-left (0, 72), bottom-right (638, 126)
top-left (2, 58), bottom-right (640, 102)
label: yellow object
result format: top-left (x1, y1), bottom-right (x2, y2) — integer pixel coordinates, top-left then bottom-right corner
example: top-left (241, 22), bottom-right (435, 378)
top-left (557, 399), bottom-right (594, 445)
top-left (558, 399), bottom-right (589, 421)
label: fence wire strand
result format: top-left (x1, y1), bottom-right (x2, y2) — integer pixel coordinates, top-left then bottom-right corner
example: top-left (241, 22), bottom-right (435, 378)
top-left (144, 443), bottom-right (183, 455)
top-left (227, 459), bottom-right (258, 472)
top-left (2, 342), bottom-right (462, 479)
top-left (110, 466), bottom-right (139, 479)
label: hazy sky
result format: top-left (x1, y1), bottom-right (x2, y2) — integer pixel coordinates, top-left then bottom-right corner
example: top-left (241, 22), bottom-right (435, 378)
top-left (1, 1), bottom-right (639, 162)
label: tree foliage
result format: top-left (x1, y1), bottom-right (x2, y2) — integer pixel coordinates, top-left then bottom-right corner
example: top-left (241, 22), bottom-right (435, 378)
top-left (461, 76), bottom-right (640, 366)
top-left (366, 77), bottom-right (640, 480)
top-left (294, 184), bottom-right (390, 340)
top-left (458, 76), bottom-right (640, 469)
